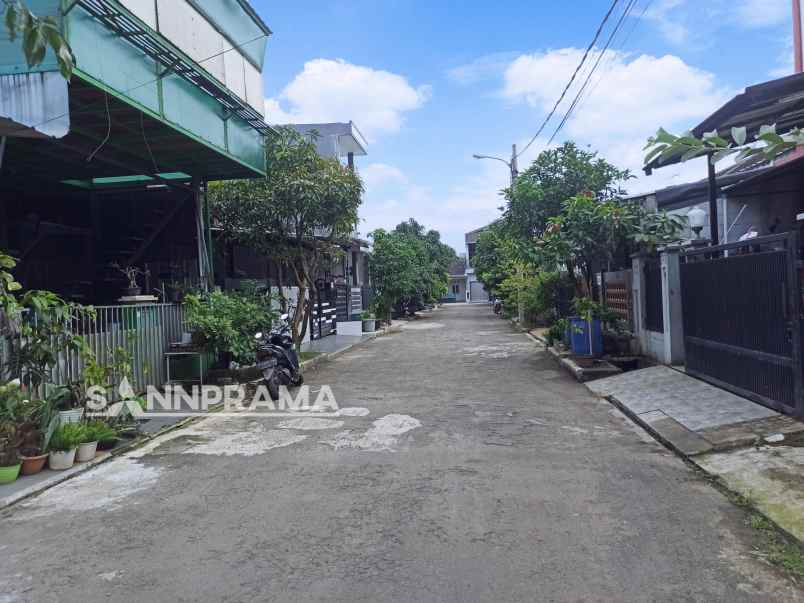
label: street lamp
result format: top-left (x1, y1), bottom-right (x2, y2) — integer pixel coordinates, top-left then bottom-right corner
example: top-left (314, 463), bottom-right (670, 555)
top-left (687, 207), bottom-right (707, 239)
top-left (472, 144), bottom-right (519, 187)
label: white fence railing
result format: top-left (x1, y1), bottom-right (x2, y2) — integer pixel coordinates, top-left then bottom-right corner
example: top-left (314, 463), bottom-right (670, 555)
top-left (1, 303), bottom-right (186, 398)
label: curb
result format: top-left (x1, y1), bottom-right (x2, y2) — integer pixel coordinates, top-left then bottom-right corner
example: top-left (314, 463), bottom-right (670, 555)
top-left (0, 323), bottom-right (402, 512)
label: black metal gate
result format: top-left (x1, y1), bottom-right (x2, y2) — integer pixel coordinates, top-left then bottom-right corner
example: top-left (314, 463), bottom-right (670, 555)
top-left (680, 232), bottom-right (803, 418)
top-left (644, 257), bottom-right (664, 333)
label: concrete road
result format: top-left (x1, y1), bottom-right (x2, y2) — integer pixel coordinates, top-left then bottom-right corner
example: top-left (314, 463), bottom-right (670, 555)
top-left (2, 304), bottom-right (801, 602)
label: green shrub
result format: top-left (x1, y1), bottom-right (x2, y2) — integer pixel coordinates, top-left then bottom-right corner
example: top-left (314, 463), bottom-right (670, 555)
top-left (49, 423), bottom-right (85, 452)
top-left (184, 289), bottom-right (277, 364)
top-left (82, 421), bottom-right (117, 444)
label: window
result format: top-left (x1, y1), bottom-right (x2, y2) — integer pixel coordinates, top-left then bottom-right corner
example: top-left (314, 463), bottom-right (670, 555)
top-left (452, 284), bottom-right (460, 294)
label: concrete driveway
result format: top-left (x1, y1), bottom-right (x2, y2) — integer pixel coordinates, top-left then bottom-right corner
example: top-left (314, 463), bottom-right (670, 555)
top-left (1, 304), bottom-right (801, 602)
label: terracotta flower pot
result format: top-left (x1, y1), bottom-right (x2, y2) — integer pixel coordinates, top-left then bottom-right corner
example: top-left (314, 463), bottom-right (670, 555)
top-left (0, 463), bottom-right (21, 484)
top-left (48, 449), bottom-right (76, 471)
top-left (76, 441), bottom-right (98, 463)
top-left (20, 454), bottom-right (48, 476)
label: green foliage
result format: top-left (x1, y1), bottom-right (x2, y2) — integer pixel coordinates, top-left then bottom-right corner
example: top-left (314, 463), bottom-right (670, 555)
top-left (82, 420), bottom-right (117, 444)
top-left (209, 126), bottom-right (363, 347)
top-left (545, 318), bottom-right (571, 347)
top-left (369, 220), bottom-right (457, 318)
top-left (539, 195), bottom-right (685, 292)
top-left (3, 0), bottom-right (74, 79)
top-left (184, 289), bottom-right (277, 364)
top-left (0, 420), bottom-right (21, 465)
top-left (505, 142), bottom-right (631, 242)
top-left (1, 251), bottom-right (94, 393)
top-left (360, 310), bottom-right (375, 320)
top-left (644, 124), bottom-right (804, 169)
top-left (48, 422), bottom-right (84, 452)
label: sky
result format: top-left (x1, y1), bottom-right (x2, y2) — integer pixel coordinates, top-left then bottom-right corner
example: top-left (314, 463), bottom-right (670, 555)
top-left (250, 0), bottom-right (797, 251)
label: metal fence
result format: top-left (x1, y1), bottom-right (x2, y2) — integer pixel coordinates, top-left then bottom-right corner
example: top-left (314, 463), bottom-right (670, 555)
top-left (602, 269), bottom-right (633, 331)
top-left (1, 303), bottom-right (185, 398)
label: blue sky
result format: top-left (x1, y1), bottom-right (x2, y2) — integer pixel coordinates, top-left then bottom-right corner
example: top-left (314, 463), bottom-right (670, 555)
top-left (251, 0), bottom-right (795, 250)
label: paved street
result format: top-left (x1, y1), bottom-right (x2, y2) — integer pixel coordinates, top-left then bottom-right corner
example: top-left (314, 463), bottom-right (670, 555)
top-left (1, 304), bottom-right (801, 602)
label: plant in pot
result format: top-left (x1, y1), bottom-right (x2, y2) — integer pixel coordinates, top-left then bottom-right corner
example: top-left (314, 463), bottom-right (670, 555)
top-left (47, 423), bottom-right (85, 470)
top-left (0, 421), bottom-right (22, 484)
top-left (113, 263), bottom-right (150, 297)
top-left (76, 421), bottom-right (101, 462)
top-left (88, 421), bottom-right (119, 452)
top-left (50, 384), bottom-right (84, 425)
top-left (360, 310), bottom-right (376, 333)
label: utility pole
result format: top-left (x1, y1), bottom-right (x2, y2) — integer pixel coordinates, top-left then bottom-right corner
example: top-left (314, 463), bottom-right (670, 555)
top-left (510, 144), bottom-right (519, 186)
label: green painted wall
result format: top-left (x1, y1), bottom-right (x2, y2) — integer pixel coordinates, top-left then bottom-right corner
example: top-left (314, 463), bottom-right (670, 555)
top-left (0, 1), bottom-right (265, 176)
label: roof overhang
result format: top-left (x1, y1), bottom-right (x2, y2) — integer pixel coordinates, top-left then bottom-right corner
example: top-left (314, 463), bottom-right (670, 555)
top-left (0, 76), bottom-right (262, 191)
top-left (647, 72), bottom-right (804, 172)
top-left (288, 122), bottom-right (368, 158)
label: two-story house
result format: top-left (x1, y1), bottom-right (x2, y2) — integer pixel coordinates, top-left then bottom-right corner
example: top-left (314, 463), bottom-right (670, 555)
top-left (0, 0), bottom-right (272, 303)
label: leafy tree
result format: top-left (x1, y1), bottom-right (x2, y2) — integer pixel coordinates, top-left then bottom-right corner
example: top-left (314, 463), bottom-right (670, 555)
top-left (644, 124), bottom-right (803, 169)
top-left (3, 0), bottom-right (74, 79)
top-left (369, 220), bottom-right (457, 318)
top-left (539, 195), bottom-right (685, 294)
top-left (209, 127), bottom-right (364, 348)
top-left (505, 142), bottom-right (631, 243)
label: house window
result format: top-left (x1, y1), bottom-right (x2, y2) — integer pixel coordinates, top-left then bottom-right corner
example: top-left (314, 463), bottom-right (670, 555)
top-left (452, 284), bottom-right (460, 294)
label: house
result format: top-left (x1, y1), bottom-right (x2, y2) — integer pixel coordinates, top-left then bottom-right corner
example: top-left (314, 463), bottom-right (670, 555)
top-left (465, 225), bottom-right (491, 303)
top-left (0, 0), bottom-right (272, 391)
top-left (219, 121), bottom-right (372, 339)
top-left (635, 72), bottom-right (804, 420)
top-left (443, 256), bottom-right (467, 303)
top-left (1, 0), bottom-right (271, 303)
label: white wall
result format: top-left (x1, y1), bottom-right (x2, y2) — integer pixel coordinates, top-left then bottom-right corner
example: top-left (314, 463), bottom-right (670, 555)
top-left (119, 0), bottom-right (265, 116)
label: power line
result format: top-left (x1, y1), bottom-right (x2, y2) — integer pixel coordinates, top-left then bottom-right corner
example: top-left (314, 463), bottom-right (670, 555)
top-left (568, 0), bottom-right (654, 126)
top-left (515, 0), bottom-right (622, 160)
top-left (546, 0), bottom-right (638, 147)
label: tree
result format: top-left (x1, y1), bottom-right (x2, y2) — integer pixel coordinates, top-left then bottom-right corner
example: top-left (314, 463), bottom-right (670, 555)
top-left (209, 127), bottom-right (364, 348)
top-left (504, 142), bottom-right (631, 243)
top-left (644, 124), bottom-right (804, 169)
top-left (3, 1), bottom-right (74, 80)
top-left (369, 220), bottom-right (457, 318)
top-left (539, 195), bottom-right (685, 294)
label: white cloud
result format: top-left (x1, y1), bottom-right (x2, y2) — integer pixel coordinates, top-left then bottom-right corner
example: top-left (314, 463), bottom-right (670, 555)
top-left (264, 59), bottom-right (431, 142)
top-left (735, 0), bottom-right (788, 27)
top-left (360, 163), bottom-right (409, 188)
top-left (447, 52), bottom-right (520, 85)
top-left (501, 48), bottom-right (731, 192)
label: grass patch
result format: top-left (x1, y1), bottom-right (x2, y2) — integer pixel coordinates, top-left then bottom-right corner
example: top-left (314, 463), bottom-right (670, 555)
top-left (299, 351), bottom-right (322, 362)
top-left (749, 513), bottom-right (804, 579)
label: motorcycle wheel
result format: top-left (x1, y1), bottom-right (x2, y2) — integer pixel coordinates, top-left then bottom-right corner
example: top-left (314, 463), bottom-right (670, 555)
top-left (267, 372), bottom-right (280, 401)
top-left (293, 373), bottom-right (304, 386)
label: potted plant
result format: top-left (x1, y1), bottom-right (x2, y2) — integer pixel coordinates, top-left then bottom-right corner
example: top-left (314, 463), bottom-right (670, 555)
top-left (47, 423), bottom-right (84, 470)
top-left (18, 421), bottom-right (48, 476)
top-left (76, 421), bottom-right (115, 462)
top-left (89, 421), bottom-right (119, 452)
top-left (113, 263), bottom-right (150, 297)
top-left (0, 422), bottom-right (22, 484)
top-left (51, 385), bottom-right (84, 425)
top-left (361, 310), bottom-right (376, 333)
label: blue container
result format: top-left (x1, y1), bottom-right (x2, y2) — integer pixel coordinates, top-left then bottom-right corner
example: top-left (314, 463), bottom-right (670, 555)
top-left (568, 317), bottom-right (603, 357)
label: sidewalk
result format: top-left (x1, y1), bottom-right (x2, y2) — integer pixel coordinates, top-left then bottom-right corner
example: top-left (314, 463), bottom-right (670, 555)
top-left (587, 365), bottom-right (804, 542)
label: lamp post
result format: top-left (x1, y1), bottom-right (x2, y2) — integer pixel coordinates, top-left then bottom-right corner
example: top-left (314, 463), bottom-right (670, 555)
top-left (472, 144), bottom-right (519, 187)
top-left (687, 206), bottom-right (707, 240)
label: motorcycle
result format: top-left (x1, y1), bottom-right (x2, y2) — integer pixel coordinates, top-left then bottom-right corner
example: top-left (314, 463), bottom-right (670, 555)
top-left (493, 298), bottom-right (503, 315)
top-left (255, 313), bottom-right (303, 401)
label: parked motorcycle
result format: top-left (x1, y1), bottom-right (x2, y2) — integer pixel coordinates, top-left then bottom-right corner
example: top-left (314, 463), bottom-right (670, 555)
top-left (493, 298), bottom-right (503, 315)
top-left (255, 313), bottom-right (303, 401)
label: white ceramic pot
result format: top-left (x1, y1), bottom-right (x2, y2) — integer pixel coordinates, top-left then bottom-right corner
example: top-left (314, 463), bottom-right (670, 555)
top-left (48, 449), bottom-right (77, 471)
top-left (58, 408), bottom-right (84, 425)
top-left (76, 441), bottom-right (98, 463)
